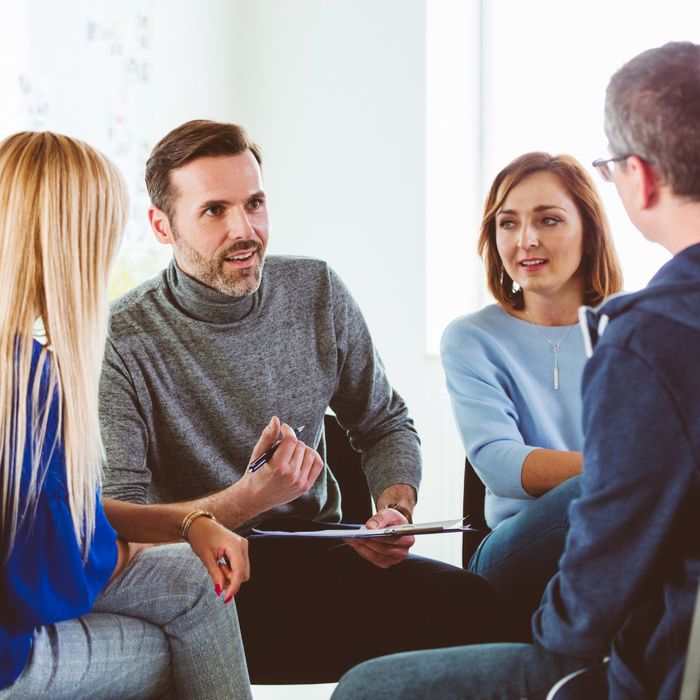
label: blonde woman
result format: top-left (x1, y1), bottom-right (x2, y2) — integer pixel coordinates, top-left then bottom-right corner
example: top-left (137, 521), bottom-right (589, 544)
top-left (0, 132), bottom-right (254, 699)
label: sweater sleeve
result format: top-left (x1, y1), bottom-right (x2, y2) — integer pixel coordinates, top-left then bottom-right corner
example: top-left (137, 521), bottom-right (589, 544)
top-left (99, 337), bottom-right (151, 503)
top-left (326, 268), bottom-right (422, 501)
top-left (532, 344), bottom-right (695, 657)
top-left (440, 319), bottom-right (534, 500)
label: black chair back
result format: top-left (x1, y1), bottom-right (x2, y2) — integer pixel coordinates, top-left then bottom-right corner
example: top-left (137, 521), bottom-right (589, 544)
top-left (462, 456), bottom-right (491, 568)
top-left (323, 414), bottom-right (373, 523)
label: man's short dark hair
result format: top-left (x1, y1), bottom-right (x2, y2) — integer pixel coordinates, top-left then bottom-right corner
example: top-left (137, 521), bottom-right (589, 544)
top-left (605, 41), bottom-right (700, 201)
top-left (145, 119), bottom-right (262, 221)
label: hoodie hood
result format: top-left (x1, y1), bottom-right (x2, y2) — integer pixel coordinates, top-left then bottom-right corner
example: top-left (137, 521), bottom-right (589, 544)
top-left (578, 241), bottom-right (700, 357)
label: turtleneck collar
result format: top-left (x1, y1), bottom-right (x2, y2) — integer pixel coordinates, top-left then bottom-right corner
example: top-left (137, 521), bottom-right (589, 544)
top-left (165, 260), bottom-right (257, 324)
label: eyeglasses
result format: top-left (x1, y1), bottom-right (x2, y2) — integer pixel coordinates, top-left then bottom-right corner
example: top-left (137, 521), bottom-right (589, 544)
top-left (592, 155), bottom-right (631, 182)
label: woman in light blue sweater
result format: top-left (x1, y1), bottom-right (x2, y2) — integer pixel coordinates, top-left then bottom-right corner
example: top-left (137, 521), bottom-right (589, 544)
top-left (441, 152), bottom-right (623, 634)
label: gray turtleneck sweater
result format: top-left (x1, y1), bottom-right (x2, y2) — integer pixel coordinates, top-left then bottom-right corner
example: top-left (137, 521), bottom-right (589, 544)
top-left (99, 256), bottom-right (422, 530)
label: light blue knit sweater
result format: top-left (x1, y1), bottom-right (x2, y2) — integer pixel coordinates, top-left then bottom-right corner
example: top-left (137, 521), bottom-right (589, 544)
top-left (441, 304), bottom-right (587, 528)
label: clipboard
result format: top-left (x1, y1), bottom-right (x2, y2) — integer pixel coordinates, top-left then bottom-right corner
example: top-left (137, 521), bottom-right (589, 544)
top-left (251, 518), bottom-right (476, 539)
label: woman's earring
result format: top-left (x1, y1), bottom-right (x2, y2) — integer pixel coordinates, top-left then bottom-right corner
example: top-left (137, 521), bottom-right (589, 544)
top-left (512, 280), bottom-right (521, 294)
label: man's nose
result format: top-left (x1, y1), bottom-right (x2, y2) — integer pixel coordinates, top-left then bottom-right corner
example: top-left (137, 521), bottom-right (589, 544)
top-left (227, 206), bottom-right (255, 240)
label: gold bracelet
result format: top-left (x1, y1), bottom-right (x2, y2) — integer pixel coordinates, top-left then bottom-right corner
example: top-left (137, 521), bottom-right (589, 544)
top-left (181, 509), bottom-right (217, 540)
top-left (386, 503), bottom-right (413, 524)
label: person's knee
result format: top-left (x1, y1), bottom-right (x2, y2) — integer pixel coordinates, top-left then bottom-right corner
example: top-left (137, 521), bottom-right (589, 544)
top-left (556, 475), bottom-right (582, 526)
top-left (139, 542), bottom-right (214, 600)
top-left (175, 544), bottom-right (224, 606)
top-left (560, 474), bottom-right (582, 495)
top-left (529, 475), bottom-right (582, 530)
top-left (332, 657), bottom-right (397, 700)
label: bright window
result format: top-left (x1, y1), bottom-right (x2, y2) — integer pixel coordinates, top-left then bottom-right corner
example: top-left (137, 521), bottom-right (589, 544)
top-left (0, 2), bottom-right (172, 300)
top-left (427, 0), bottom-right (700, 352)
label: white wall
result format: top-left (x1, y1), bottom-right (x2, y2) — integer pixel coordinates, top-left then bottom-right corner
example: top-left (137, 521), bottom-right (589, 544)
top-left (227, 0), bottom-right (463, 563)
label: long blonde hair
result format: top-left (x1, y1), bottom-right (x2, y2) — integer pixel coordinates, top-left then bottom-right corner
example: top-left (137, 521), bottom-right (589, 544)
top-left (0, 132), bottom-right (128, 559)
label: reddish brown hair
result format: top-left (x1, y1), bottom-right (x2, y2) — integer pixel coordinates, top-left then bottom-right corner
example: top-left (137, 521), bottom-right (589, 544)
top-left (477, 152), bottom-right (623, 309)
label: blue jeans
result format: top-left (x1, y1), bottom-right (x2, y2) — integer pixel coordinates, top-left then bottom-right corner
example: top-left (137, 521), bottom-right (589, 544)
top-left (469, 476), bottom-right (581, 638)
top-left (0, 544), bottom-right (251, 699)
top-left (331, 643), bottom-right (591, 700)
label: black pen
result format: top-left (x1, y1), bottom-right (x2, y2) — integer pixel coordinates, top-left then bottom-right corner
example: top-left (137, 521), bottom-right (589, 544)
top-left (247, 425), bottom-right (305, 472)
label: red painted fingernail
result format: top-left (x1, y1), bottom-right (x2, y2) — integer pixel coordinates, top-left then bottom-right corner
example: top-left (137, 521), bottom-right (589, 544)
top-left (215, 584), bottom-right (221, 596)
top-left (224, 595), bottom-right (232, 604)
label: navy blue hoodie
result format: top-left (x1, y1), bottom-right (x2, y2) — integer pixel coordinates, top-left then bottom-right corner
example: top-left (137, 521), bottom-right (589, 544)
top-left (532, 242), bottom-right (700, 699)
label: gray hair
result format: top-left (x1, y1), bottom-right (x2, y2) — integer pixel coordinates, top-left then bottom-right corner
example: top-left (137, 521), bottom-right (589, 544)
top-left (604, 41), bottom-right (700, 201)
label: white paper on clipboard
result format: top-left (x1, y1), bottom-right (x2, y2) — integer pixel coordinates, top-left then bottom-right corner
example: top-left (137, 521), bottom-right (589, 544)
top-left (252, 518), bottom-right (477, 539)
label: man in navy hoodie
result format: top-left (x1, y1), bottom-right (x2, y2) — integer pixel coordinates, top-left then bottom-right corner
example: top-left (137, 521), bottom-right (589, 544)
top-left (332, 41), bottom-right (700, 700)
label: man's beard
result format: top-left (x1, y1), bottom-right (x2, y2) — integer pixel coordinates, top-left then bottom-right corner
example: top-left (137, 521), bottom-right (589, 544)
top-left (173, 236), bottom-right (264, 297)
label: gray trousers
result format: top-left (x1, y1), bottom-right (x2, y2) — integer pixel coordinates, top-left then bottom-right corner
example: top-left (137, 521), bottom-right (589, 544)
top-left (0, 543), bottom-right (252, 699)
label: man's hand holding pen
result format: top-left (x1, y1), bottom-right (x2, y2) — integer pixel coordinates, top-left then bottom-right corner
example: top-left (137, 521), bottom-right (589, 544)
top-left (238, 417), bottom-right (324, 512)
top-left (229, 418), bottom-right (417, 571)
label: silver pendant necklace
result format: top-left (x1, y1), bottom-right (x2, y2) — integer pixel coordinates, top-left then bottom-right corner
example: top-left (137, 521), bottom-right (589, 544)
top-left (524, 310), bottom-right (576, 390)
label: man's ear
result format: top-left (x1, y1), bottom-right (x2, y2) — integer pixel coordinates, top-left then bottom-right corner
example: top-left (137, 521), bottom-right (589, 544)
top-left (627, 156), bottom-right (660, 210)
top-left (149, 206), bottom-right (174, 244)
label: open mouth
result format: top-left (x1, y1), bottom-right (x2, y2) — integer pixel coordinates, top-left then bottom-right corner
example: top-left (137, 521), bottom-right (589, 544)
top-left (223, 248), bottom-right (258, 268)
top-left (519, 258), bottom-right (547, 269)
top-left (225, 250), bottom-right (255, 262)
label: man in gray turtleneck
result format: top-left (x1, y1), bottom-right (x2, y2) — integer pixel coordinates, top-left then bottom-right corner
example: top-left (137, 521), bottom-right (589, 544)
top-left (99, 119), bottom-right (504, 683)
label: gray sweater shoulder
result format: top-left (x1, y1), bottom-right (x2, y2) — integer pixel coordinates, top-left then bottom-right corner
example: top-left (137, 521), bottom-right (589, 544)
top-left (108, 270), bottom-right (169, 336)
top-left (264, 255), bottom-right (339, 290)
